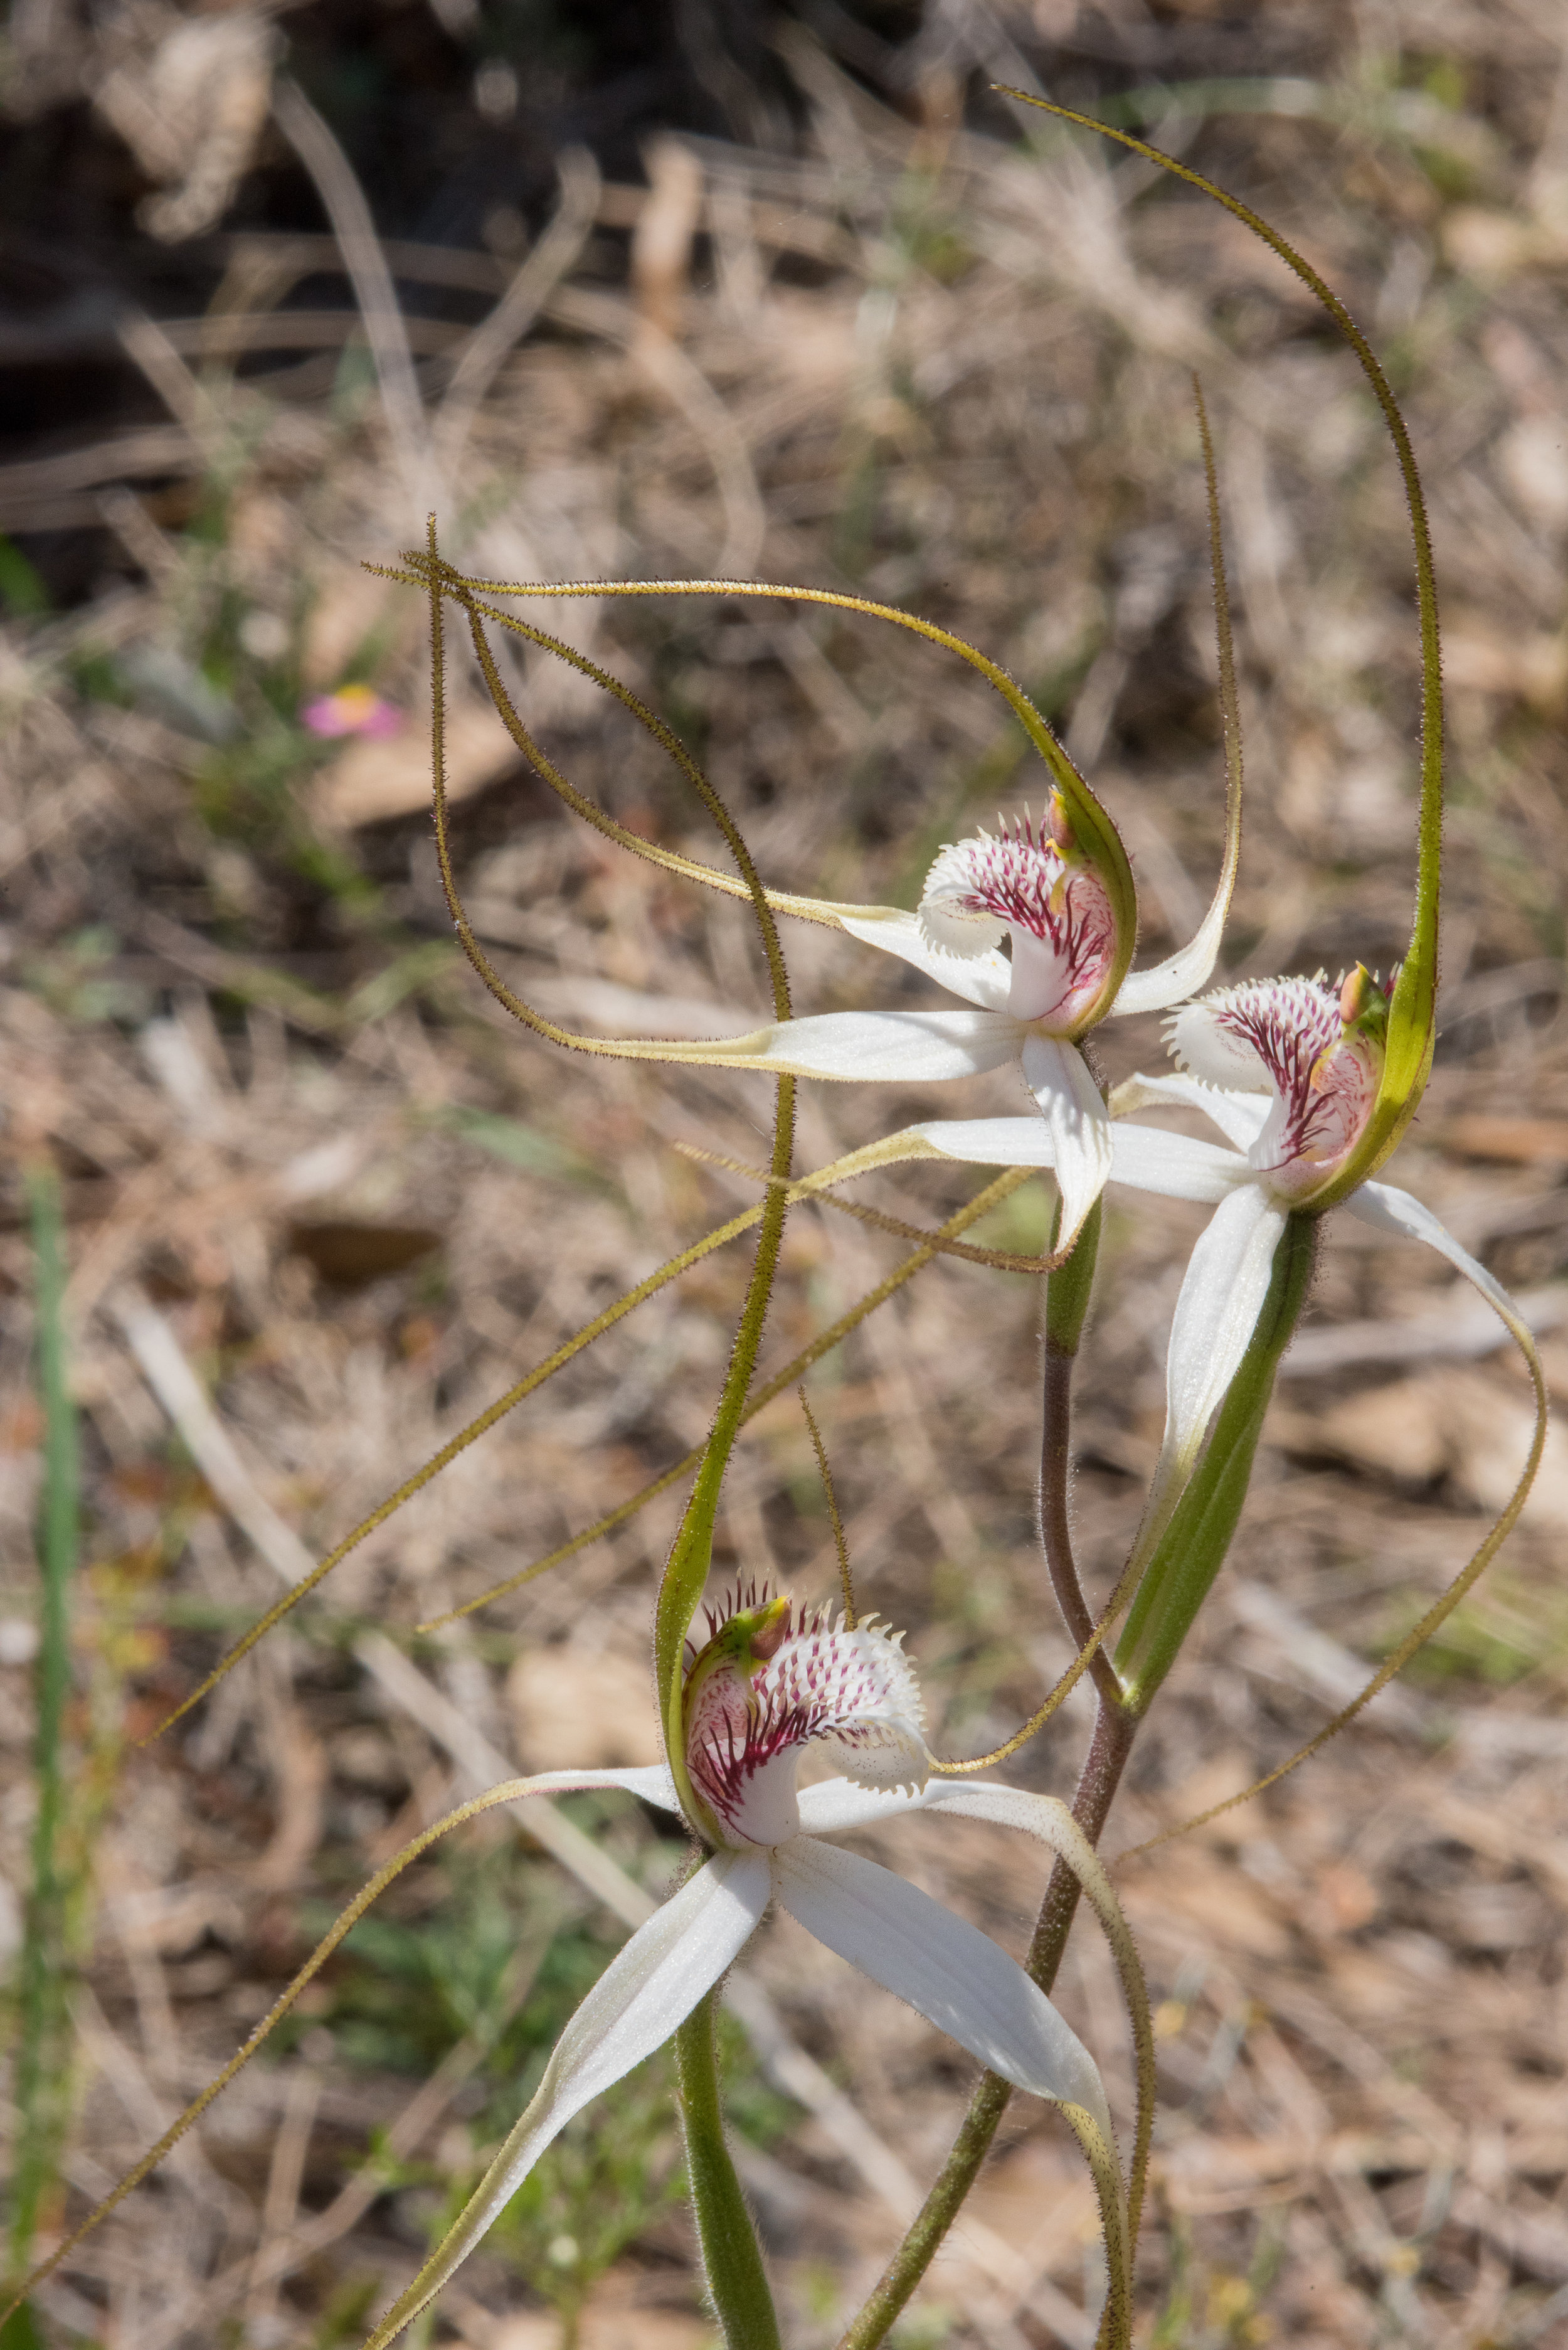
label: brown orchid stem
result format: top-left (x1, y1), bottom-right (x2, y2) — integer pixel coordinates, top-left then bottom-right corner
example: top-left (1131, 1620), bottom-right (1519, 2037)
top-left (847, 1212), bottom-right (1324, 2345)
top-left (839, 1696), bottom-right (1136, 2350)
top-left (841, 1194), bottom-right (1138, 2350)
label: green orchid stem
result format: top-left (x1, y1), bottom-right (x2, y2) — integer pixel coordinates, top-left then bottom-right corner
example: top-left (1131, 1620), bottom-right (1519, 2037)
top-left (843, 1202), bottom-right (1136, 2350)
top-left (1040, 1199), bottom-right (1122, 1711)
top-left (1115, 1213), bottom-right (1318, 1712)
top-left (675, 1991), bottom-right (782, 2350)
top-left (654, 1073), bottom-right (795, 1817)
top-left (10, 1162), bottom-right (78, 2290)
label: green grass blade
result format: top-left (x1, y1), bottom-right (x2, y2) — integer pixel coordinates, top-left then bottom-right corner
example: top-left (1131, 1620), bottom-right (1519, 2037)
top-left (8, 1164), bottom-right (81, 2289)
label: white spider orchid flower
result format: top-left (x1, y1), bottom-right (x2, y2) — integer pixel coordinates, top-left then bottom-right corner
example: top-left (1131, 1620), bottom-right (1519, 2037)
top-left (854, 965), bottom-right (1532, 1566)
top-left (590, 789), bottom-right (1237, 1257)
top-left (365, 1593), bottom-right (1120, 2348)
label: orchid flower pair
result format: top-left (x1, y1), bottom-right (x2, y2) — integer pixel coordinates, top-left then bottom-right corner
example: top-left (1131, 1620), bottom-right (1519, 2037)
top-left (360, 1593), bottom-right (1142, 2350)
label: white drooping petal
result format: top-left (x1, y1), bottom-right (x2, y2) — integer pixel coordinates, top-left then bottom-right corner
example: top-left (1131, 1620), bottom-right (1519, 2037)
top-left (1139, 1181), bottom-right (1288, 1562)
top-left (904, 1116), bottom-right (1062, 1169)
top-left (1022, 1033), bottom-right (1113, 1248)
top-left (1346, 1181), bottom-right (1527, 1330)
top-left (772, 1836), bottom-right (1112, 2144)
top-left (869, 1109), bottom-right (1248, 1208)
top-left (835, 905), bottom-right (1013, 1013)
top-left (696, 1007), bottom-right (1022, 1085)
top-left (1107, 1122), bottom-right (1251, 1203)
top-left (363, 1849), bottom-right (771, 2350)
top-left (1110, 1070), bottom-right (1273, 1154)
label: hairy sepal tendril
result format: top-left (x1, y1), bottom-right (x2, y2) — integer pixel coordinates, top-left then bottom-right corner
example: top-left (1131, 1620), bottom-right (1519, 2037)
top-left (424, 521), bottom-right (798, 1856)
top-left (384, 548), bottom-right (1139, 1024)
top-left (997, 90), bottom-right (1442, 1206)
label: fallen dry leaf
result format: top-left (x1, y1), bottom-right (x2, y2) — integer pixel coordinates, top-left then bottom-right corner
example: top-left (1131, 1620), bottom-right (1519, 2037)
top-left (1310, 1368), bottom-right (1568, 1528)
top-left (963, 2134), bottom-right (1099, 2270)
top-left (508, 1645), bottom-right (662, 1773)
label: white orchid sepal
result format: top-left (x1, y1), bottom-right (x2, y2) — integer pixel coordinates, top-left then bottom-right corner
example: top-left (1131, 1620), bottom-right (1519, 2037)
top-left (566, 790), bottom-right (1238, 1257)
top-left (361, 1595), bottom-right (1133, 2350)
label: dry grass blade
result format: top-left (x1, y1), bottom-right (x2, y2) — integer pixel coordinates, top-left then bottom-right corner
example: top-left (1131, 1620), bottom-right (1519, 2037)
top-left (436, 146), bottom-right (601, 472)
top-left (270, 78), bottom-right (434, 520)
top-left (416, 1166), bottom-right (1032, 1628)
top-left (0, 1777), bottom-right (547, 2327)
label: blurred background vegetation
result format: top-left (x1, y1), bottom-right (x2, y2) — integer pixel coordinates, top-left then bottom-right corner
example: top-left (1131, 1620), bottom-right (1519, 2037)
top-left (3, 2), bottom-right (1567, 2346)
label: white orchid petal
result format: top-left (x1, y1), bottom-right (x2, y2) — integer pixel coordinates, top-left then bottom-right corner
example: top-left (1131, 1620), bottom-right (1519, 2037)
top-left (506, 1764), bottom-right (684, 1814)
top-left (795, 1776), bottom-right (936, 1834)
top-left (1113, 955), bottom-right (1216, 1016)
top-left (691, 1007), bottom-right (1020, 1085)
top-left (835, 906), bottom-right (1013, 1012)
top-left (1107, 1123), bottom-right (1251, 1203)
top-left (1110, 894), bottom-right (1236, 1018)
top-left (364, 1849), bottom-right (770, 2350)
top-left (1110, 1070), bottom-right (1272, 1152)
top-left (906, 1116), bottom-right (1061, 1169)
top-left (1022, 1034), bottom-right (1114, 1252)
top-left (899, 1111), bottom-right (1245, 1203)
top-left (1346, 1182), bottom-right (1525, 1329)
top-left (1141, 1183), bottom-right (1287, 1556)
top-left (772, 1836), bottom-right (1111, 2142)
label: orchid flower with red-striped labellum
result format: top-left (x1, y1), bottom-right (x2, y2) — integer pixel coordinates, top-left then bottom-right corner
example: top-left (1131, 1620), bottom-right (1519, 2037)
top-left (857, 959), bottom-right (1542, 1598)
top-left (669, 783), bottom-right (1235, 1258)
top-left (564, 780), bottom-right (1233, 1260)
top-left (387, 422), bottom-right (1244, 1263)
top-left (360, 1590), bottom-right (1134, 2350)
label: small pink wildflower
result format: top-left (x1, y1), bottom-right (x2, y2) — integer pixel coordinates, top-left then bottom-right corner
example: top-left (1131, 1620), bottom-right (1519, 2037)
top-left (301, 684), bottom-right (404, 740)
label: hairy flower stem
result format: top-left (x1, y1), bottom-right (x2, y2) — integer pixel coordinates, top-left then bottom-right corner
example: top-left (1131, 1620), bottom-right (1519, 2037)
top-left (839, 1697), bottom-right (1135, 2350)
top-left (675, 1991), bottom-right (782, 2350)
top-left (841, 1204), bottom-right (1136, 2350)
top-left (843, 1219), bottom-right (1322, 2348)
top-left (1040, 1201), bottom-right (1121, 1710)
